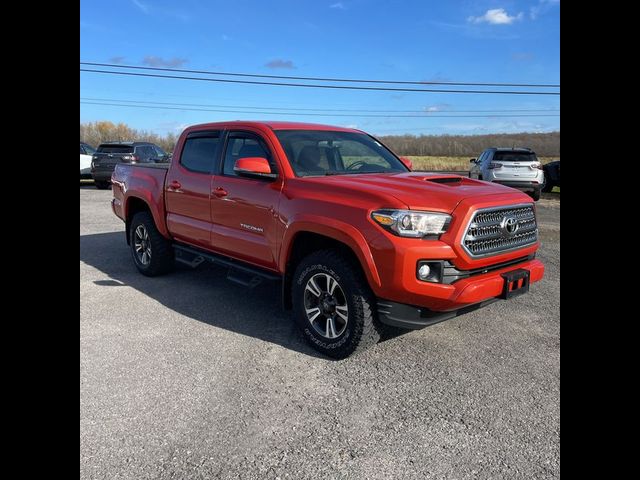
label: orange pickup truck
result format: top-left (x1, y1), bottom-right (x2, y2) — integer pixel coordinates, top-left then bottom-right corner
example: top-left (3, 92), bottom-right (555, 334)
top-left (111, 121), bottom-right (543, 358)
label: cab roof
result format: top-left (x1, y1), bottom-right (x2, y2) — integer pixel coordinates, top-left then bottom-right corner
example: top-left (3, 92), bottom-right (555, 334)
top-left (186, 121), bottom-right (362, 132)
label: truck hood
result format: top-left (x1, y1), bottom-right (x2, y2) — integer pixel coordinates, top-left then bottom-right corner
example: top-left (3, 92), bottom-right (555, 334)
top-left (304, 172), bottom-right (529, 212)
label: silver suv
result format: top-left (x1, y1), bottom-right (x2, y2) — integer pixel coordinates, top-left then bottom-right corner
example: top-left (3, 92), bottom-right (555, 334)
top-left (469, 147), bottom-right (544, 201)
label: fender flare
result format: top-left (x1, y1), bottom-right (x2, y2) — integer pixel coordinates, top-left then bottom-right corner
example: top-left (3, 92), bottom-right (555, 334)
top-left (123, 191), bottom-right (171, 239)
top-left (280, 215), bottom-right (381, 288)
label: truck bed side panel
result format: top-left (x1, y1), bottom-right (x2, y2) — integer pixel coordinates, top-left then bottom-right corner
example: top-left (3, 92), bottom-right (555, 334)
top-left (111, 164), bottom-right (171, 239)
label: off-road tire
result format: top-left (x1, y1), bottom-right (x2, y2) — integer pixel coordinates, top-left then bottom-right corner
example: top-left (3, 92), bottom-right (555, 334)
top-left (129, 211), bottom-right (174, 276)
top-left (292, 250), bottom-right (382, 359)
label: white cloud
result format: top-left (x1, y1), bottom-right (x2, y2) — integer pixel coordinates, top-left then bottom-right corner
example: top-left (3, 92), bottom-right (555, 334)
top-left (131, 0), bottom-right (150, 14)
top-left (530, 0), bottom-right (560, 20)
top-left (424, 104), bottom-right (450, 113)
top-left (330, 2), bottom-right (346, 9)
top-left (468, 8), bottom-right (524, 25)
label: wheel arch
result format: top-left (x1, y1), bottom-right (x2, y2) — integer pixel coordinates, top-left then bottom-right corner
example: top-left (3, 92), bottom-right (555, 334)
top-left (124, 196), bottom-right (155, 245)
top-left (280, 218), bottom-right (381, 310)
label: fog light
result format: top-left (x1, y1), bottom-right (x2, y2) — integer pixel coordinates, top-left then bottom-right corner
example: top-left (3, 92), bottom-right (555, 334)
top-left (418, 264), bottom-right (431, 280)
top-left (416, 261), bottom-right (444, 283)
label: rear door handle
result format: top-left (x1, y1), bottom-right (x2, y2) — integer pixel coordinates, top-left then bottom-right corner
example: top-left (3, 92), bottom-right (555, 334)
top-left (169, 180), bottom-right (181, 190)
top-left (213, 187), bottom-right (228, 197)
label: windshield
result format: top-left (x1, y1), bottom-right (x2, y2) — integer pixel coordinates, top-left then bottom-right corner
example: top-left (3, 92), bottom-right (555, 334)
top-left (97, 145), bottom-right (134, 154)
top-left (274, 130), bottom-right (408, 177)
top-left (82, 144), bottom-right (96, 155)
top-left (493, 152), bottom-right (538, 162)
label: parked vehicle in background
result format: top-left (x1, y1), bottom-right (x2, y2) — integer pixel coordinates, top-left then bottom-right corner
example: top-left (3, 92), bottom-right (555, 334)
top-left (110, 121), bottom-right (544, 359)
top-left (91, 141), bottom-right (168, 189)
top-left (80, 142), bottom-right (96, 179)
top-left (469, 147), bottom-right (544, 201)
top-left (542, 160), bottom-right (560, 192)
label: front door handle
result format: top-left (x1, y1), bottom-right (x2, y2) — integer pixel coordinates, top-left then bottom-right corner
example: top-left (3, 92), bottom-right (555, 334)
top-left (168, 180), bottom-right (181, 190)
top-left (213, 187), bottom-right (228, 198)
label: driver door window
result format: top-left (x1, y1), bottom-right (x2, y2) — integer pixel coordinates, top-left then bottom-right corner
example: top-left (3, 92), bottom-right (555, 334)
top-left (222, 134), bottom-right (277, 177)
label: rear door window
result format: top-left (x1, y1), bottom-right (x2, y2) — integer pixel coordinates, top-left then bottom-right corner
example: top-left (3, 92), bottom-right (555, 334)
top-left (180, 132), bottom-right (221, 173)
top-left (136, 146), bottom-right (154, 160)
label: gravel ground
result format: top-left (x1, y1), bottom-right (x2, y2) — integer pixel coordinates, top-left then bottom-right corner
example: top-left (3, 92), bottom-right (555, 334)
top-left (80, 185), bottom-right (560, 479)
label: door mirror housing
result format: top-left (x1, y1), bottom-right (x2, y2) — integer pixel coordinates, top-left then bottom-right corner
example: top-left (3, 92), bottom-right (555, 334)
top-left (399, 156), bottom-right (413, 170)
top-left (234, 157), bottom-right (277, 180)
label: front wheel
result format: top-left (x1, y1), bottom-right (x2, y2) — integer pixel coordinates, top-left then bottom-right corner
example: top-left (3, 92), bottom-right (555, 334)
top-left (95, 181), bottom-right (110, 189)
top-left (129, 211), bottom-right (174, 276)
top-left (292, 250), bottom-right (382, 359)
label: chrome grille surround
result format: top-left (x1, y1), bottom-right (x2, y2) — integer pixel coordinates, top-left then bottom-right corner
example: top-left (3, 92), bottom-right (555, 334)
top-left (462, 203), bottom-right (538, 258)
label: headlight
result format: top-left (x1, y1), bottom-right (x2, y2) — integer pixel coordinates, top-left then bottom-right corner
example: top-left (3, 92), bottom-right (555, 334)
top-left (371, 209), bottom-right (451, 237)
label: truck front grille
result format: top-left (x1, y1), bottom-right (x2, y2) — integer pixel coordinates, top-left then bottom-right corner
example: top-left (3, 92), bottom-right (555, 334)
top-left (462, 204), bottom-right (538, 257)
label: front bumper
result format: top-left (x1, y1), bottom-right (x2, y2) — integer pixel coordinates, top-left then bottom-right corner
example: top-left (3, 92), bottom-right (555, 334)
top-left (377, 260), bottom-right (542, 329)
top-left (491, 180), bottom-right (541, 192)
top-left (370, 231), bottom-right (542, 311)
top-left (378, 298), bottom-right (500, 329)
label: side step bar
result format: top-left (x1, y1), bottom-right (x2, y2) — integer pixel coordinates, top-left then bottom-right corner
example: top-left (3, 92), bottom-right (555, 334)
top-left (173, 243), bottom-right (282, 283)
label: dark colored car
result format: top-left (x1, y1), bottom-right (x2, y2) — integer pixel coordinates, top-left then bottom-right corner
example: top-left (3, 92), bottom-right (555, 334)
top-left (542, 160), bottom-right (560, 192)
top-left (91, 141), bottom-right (168, 189)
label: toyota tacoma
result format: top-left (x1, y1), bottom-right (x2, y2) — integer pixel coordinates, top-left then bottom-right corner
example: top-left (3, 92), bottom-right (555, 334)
top-left (111, 121), bottom-right (544, 358)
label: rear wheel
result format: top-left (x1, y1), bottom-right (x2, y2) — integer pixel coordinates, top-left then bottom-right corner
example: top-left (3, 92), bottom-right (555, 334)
top-left (530, 188), bottom-right (541, 201)
top-left (129, 211), bottom-right (174, 276)
top-left (292, 250), bottom-right (382, 359)
top-left (95, 181), bottom-right (110, 189)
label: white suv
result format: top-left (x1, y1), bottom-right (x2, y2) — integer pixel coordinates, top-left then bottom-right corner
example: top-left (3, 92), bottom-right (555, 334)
top-left (469, 147), bottom-right (544, 201)
top-left (80, 142), bottom-right (96, 179)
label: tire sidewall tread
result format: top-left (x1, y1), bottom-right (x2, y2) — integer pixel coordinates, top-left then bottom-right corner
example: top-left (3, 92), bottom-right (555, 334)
top-left (129, 211), bottom-right (174, 277)
top-left (292, 249), bottom-right (381, 359)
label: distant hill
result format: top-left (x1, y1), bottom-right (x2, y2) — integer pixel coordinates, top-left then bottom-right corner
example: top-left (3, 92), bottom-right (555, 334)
top-left (81, 121), bottom-right (559, 158)
top-left (379, 132), bottom-right (560, 157)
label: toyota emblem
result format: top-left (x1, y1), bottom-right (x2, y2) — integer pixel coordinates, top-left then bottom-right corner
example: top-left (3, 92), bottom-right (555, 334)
top-left (502, 216), bottom-right (519, 235)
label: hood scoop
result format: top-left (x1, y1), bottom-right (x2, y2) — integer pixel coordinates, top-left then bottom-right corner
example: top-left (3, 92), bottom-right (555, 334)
top-left (421, 174), bottom-right (465, 185)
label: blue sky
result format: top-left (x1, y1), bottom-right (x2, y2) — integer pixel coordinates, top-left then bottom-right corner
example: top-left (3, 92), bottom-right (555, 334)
top-left (80, 0), bottom-right (560, 136)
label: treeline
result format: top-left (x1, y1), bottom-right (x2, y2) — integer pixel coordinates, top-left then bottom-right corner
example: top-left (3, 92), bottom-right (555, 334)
top-left (80, 121), bottom-right (178, 153)
top-left (80, 121), bottom-right (560, 157)
top-left (378, 132), bottom-right (560, 156)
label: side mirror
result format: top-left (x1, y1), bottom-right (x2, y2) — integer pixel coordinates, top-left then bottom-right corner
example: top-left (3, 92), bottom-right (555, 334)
top-left (469, 158), bottom-right (477, 163)
top-left (399, 156), bottom-right (413, 170)
top-left (234, 157), bottom-right (277, 180)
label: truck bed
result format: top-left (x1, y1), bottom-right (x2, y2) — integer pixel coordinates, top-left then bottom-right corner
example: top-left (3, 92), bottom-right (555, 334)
top-left (111, 163), bottom-right (170, 237)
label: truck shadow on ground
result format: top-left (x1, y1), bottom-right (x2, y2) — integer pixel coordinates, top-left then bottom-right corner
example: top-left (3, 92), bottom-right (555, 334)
top-left (80, 231), bottom-right (339, 359)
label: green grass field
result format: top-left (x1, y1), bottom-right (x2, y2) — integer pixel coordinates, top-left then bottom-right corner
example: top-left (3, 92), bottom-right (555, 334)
top-left (407, 156), bottom-right (560, 172)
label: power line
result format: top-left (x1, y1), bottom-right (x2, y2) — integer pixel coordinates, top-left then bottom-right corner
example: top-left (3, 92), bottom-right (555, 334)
top-left (80, 68), bottom-right (561, 96)
top-left (80, 97), bottom-right (560, 114)
top-left (80, 61), bottom-right (560, 88)
top-left (80, 100), bottom-right (561, 118)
